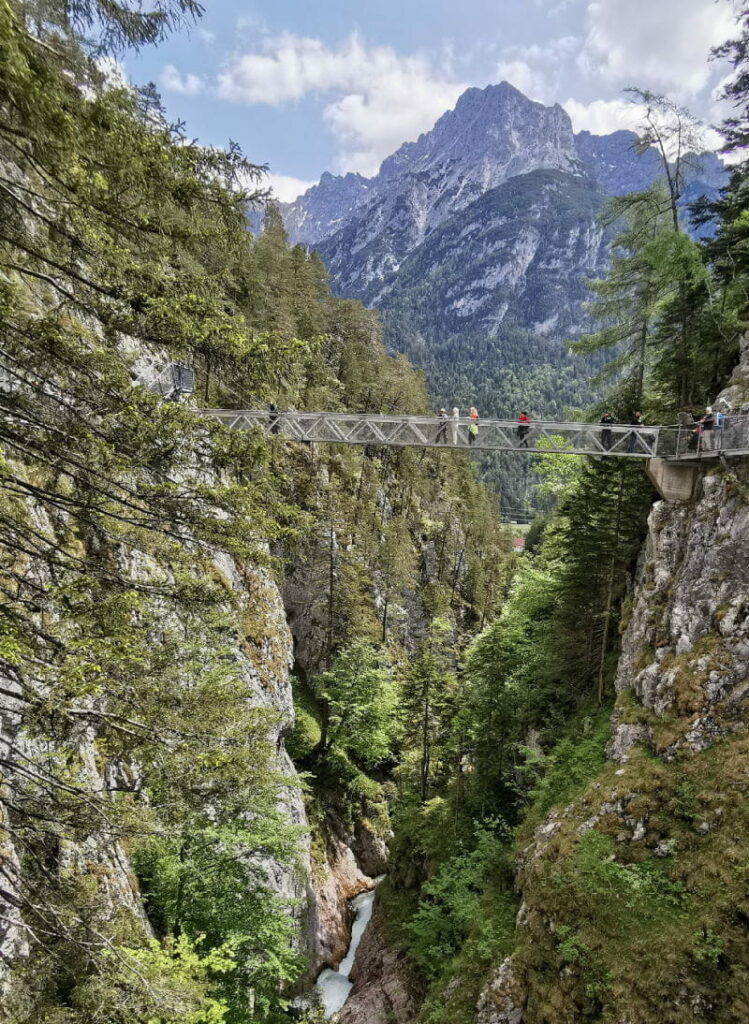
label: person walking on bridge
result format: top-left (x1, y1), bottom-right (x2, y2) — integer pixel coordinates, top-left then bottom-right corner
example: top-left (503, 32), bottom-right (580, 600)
top-left (599, 411), bottom-right (615, 451)
top-left (451, 407), bottom-right (460, 445)
top-left (627, 411), bottom-right (644, 453)
top-left (436, 408), bottom-right (448, 444)
top-left (468, 407), bottom-right (479, 446)
top-left (516, 411), bottom-right (531, 448)
top-left (700, 407), bottom-right (715, 451)
top-left (715, 407), bottom-right (726, 449)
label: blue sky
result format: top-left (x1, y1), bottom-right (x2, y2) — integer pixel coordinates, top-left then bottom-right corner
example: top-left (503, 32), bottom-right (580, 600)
top-left (125, 0), bottom-right (739, 200)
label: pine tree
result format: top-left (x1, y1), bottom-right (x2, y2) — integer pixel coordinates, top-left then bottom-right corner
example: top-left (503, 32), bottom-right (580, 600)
top-left (398, 619), bottom-right (457, 802)
top-left (571, 184), bottom-right (670, 410)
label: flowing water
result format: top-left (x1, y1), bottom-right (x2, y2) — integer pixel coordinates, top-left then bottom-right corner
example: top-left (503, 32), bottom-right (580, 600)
top-left (315, 887), bottom-right (377, 1018)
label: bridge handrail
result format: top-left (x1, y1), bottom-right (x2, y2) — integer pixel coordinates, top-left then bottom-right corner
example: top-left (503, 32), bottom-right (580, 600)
top-left (202, 408), bottom-right (659, 435)
top-left (199, 408), bottom-right (667, 458)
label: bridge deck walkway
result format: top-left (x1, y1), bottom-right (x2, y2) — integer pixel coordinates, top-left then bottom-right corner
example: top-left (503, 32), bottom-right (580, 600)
top-left (200, 409), bottom-right (749, 460)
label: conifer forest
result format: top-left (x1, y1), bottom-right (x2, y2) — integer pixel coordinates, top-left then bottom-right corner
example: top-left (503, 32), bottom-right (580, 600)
top-left (3, 2), bottom-right (749, 1023)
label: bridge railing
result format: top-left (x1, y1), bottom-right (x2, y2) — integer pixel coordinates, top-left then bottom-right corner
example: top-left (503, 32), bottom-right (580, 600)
top-left (657, 413), bottom-right (749, 458)
top-left (200, 409), bottom-right (663, 457)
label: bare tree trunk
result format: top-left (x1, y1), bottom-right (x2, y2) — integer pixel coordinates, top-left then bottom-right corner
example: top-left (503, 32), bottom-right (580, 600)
top-left (636, 318), bottom-right (648, 407)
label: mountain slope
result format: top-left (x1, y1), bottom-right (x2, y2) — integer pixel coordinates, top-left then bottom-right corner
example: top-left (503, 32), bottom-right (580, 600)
top-left (284, 83), bottom-right (580, 249)
top-left (280, 83), bottom-right (725, 508)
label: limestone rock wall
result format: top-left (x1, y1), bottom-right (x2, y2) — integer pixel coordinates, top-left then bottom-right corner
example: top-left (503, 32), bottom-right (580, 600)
top-left (0, 542), bottom-right (312, 1002)
top-left (475, 342), bottom-right (749, 1023)
top-left (336, 906), bottom-right (420, 1024)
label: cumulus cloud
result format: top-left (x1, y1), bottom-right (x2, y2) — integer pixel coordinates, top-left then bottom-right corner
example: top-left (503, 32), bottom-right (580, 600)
top-left (580, 0), bottom-right (736, 97)
top-left (216, 34), bottom-right (466, 175)
top-left (496, 36), bottom-right (580, 104)
top-left (494, 59), bottom-right (547, 101)
top-left (563, 97), bottom-right (646, 135)
top-left (265, 172), bottom-right (315, 203)
top-left (161, 64), bottom-right (205, 96)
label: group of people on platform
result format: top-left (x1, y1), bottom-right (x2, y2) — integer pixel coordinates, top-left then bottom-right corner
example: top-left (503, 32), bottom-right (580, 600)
top-left (435, 408), bottom-right (531, 447)
top-left (599, 407), bottom-right (728, 453)
top-left (681, 406), bottom-right (727, 452)
top-left (433, 405), bottom-right (733, 454)
top-left (598, 410), bottom-right (651, 453)
top-left (435, 406), bottom-right (481, 446)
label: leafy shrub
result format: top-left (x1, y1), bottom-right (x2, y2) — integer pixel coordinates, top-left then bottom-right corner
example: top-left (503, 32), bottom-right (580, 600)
top-left (525, 707), bottom-right (612, 818)
top-left (406, 824), bottom-right (512, 978)
top-left (66, 934), bottom-right (235, 1024)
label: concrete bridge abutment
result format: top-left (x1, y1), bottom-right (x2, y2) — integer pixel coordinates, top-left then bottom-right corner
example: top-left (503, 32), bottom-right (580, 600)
top-left (645, 458), bottom-right (702, 502)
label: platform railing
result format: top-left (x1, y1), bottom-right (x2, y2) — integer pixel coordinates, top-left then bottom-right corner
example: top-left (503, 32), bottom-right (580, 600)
top-left (657, 412), bottom-right (749, 459)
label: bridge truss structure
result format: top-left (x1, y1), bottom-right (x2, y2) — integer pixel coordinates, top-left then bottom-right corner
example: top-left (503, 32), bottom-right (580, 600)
top-left (200, 408), bottom-right (749, 460)
top-left (199, 409), bottom-right (700, 458)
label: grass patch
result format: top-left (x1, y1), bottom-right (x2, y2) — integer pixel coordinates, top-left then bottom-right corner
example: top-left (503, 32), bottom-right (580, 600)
top-left (520, 702), bottom-right (612, 834)
top-left (514, 729), bottom-right (749, 1023)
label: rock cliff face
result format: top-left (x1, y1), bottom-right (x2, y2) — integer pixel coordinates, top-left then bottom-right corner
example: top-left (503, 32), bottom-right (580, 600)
top-left (475, 353), bottom-right (749, 1023)
top-left (0, 538), bottom-right (312, 1003)
top-left (283, 84), bottom-right (580, 250)
top-left (306, 821), bottom-right (381, 974)
top-left (373, 168), bottom-right (606, 338)
top-left (336, 906), bottom-right (421, 1024)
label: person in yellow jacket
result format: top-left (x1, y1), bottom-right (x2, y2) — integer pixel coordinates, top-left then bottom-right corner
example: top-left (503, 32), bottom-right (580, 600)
top-left (468, 407), bottom-right (479, 446)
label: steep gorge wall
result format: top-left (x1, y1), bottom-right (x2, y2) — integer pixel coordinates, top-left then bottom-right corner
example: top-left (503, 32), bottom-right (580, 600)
top-left (477, 456), bottom-right (749, 1023)
top-left (0, 522), bottom-right (314, 1011)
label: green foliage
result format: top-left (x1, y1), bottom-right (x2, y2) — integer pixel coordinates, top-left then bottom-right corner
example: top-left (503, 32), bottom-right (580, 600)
top-left (417, 888), bottom-right (518, 1024)
top-left (524, 706), bottom-right (612, 820)
top-left (554, 926), bottom-right (613, 1006)
top-left (397, 618), bottom-right (458, 802)
top-left (0, 0), bottom-right (512, 1018)
top-left (560, 830), bottom-right (685, 926)
top-left (316, 640), bottom-right (397, 766)
top-left (132, 826), bottom-right (301, 1023)
top-left (286, 679), bottom-right (323, 762)
top-left (405, 824), bottom-right (513, 978)
top-left (53, 935), bottom-right (235, 1024)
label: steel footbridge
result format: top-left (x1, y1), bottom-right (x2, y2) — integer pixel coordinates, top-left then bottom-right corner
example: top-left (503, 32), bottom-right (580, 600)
top-left (199, 408), bottom-right (748, 461)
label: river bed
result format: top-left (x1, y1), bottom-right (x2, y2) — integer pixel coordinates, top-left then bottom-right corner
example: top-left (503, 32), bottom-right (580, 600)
top-left (315, 886), bottom-right (377, 1018)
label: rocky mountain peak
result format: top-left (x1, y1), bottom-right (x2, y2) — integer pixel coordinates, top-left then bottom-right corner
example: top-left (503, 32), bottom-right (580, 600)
top-left (281, 82), bottom-right (583, 245)
top-left (378, 81), bottom-right (578, 182)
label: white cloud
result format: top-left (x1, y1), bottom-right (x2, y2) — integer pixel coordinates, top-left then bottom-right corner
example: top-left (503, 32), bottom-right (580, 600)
top-left (495, 59), bottom-right (546, 101)
top-left (216, 34), bottom-right (466, 175)
top-left (495, 36), bottom-right (581, 104)
top-left (563, 97), bottom-right (645, 135)
top-left (95, 56), bottom-right (129, 89)
top-left (265, 172), bottom-right (315, 203)
top-left (161, 64), bottom-right (205, 96)
top-left (580, 0), bottom-right (736, 97)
